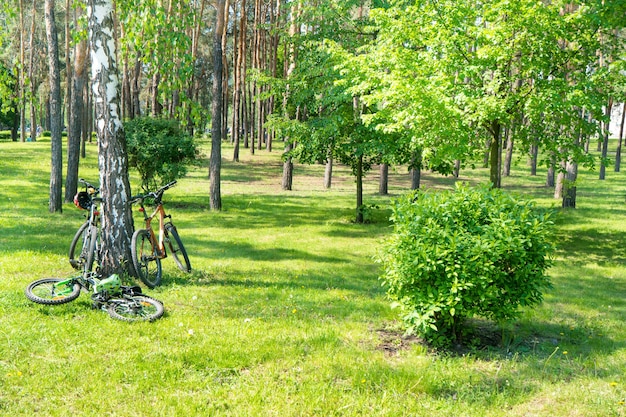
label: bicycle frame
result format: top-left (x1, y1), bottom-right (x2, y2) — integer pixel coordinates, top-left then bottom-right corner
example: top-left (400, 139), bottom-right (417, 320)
top-left (137, 201), bottom-right (171, 259)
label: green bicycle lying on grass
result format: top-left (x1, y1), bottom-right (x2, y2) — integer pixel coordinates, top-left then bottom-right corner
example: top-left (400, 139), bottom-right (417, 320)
top-left (25, 272), bottom-right (164, 322)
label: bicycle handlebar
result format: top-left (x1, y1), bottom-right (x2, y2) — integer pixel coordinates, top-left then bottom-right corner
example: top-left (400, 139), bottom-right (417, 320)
top-left (78, 178), bottom-right (100, 195)
top-left (130, 181), bottom-right (177, 205)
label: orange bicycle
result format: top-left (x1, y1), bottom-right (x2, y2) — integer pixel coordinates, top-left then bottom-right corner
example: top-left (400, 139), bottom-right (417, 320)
top-left (130, 181), bottom-right (191, 288)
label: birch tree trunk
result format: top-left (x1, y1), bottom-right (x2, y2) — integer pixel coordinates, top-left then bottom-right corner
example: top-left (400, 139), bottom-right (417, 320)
top-left (88, 0), bottom-right (135, 275)
top-left (615, 102), bottom-right (626, 172)
top-left (599, 98), bottom-right (613, 180)
top-left (45, 0), bottom-right (63, 213)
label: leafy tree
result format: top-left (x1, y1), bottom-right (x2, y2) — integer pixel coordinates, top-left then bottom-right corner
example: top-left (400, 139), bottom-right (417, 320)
top-left (337, 0), bottom-right (616, 193)
top-left (0, 63), bottom-right (18, 138)
top-left (378, 184), bottom-right (555, 347)
top-left (125, 117), bottom-right (199, 191)
top-left (266, 1), bottom-right (389, 223)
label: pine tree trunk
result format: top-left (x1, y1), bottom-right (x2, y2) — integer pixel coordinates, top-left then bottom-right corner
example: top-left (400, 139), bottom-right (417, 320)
top-left (65, 33), bottom-right (88, 202)
top-left (210, 0), bottom-right (226, 210)
top-left (45, 0), bottom-right (63, 213)
top-left (88, 0), bottom-right (135, 275)
top-left (221, 0), bottom-right (230, 143)
top-left (18, 0), bottom-right (26, 143)
top-left (65, 0), bottom-right (72, 130)
top-left (28, 0), bottom-right (37, 142)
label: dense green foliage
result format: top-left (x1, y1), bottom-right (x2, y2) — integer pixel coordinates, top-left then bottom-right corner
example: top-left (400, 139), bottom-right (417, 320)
top-left (0, 63), bottom-right (17, 130)
top-left (125, 117), bottom-right (199, 190)
top-left (379, 184), bottom-right (555, 346)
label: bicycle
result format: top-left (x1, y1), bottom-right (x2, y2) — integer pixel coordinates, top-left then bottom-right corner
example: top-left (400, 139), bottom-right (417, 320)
top-left (130, 180), bottom-right (191, 288)
top-left (69, 179), bottom-right (102, 273)
top-left (25, 272), bottom-right (165, 322)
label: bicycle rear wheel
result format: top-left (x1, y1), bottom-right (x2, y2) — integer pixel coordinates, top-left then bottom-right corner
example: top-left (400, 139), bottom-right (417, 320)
top-left (106, 295), bottom-right (164, 322)
top-left (25, 278), bottom-right (81, 305)
top-left (131, 229), bottom-right (162, 288)
top-left (69, 222), bottom-right (89, 269)
top-left (69, 223), bottom-right (99, 273)
top-left (164, 223), bottom-right (191, 273)
top-left (84, 225), bottom-right (98, 273)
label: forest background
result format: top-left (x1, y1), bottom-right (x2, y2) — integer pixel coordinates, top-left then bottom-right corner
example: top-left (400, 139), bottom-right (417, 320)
top-left (1, 0), bottom-right (625, 218)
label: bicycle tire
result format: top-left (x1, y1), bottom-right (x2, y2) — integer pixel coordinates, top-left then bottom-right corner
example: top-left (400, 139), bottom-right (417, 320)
top-left (84, 225), bottom-right (98, 273)
top-left (164, 223), bottom-right (191, 273)
top-left (131, 229), bottom-right (162, 288)
top-left (25, 278), bottom-right (81, 305)
top-left (69, 222), bottom-right (89, 269)
top-left (106, 295), bottom-right (164, 322)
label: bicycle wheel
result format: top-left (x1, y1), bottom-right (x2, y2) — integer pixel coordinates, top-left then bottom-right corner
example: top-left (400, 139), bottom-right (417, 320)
top-left (25, 278), bottom-right (81, 305)
top-left (84, 225), bottom-right (98, 273)
top-left (69, 222), bottom-right (89, 269)
top-left (164, 223), bottom-right (191, 273)
top-left (131, 229), bottom-right (162, 288)
top-left (106, 295), bottom-right (164, 322)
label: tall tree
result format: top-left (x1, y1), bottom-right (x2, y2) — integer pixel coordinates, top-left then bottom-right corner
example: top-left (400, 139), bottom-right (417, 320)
top-left (210, 0), bottom-right (226, 210)
top-left (44, 0), bottom-right (63, 213)
top-left (18, 0), bottom-right (26, 143)
top-left (28, 0), bottom-right (37, 142)
top-left (64, 7), bottom-right (88, 203)
top-left (87, 0), bottom-right (135, 275)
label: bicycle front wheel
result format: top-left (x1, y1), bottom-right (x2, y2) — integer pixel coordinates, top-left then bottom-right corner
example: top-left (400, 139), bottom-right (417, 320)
top-left (106, 295), bottom-right (164, 322)
top-left (131, 229), bottom-right (162, 288)
top-left (164, 223), bottom-right (191, 273)
top-left (25, 278), bottom-right (81, 305)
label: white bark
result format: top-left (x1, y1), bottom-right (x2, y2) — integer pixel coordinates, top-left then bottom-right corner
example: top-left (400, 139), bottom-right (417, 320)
top-left (88, 0), bottom-right (134, 275)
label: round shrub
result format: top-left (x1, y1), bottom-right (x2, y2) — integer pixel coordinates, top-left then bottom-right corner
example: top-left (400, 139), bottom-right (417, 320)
top-left (125, 117), bottom-right (199, 191)
top-left (378, 183), bottom-right (555, 347)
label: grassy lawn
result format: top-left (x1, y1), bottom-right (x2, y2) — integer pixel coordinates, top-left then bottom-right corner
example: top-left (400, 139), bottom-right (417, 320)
top-left (1, 138), bottom-right (625, 416)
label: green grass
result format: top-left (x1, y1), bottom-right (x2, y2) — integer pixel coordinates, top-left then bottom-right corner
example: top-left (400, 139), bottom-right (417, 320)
top-left (1, 138), bottom-right (626, 416)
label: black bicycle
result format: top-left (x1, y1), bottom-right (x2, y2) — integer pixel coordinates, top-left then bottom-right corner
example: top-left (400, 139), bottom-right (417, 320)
top-left (69, 179), bottom-right (102, 273)
top-left (25, 272), bottom-right (165, 322)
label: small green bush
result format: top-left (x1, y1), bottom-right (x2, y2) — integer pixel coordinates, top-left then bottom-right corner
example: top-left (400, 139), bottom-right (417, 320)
top-left (378, 183), bottom-right (555, 347)
top-left (125, 117), bottom-right (199, 190)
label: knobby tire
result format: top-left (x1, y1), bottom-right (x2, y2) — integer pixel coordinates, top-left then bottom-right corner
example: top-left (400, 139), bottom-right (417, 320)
top-left (25, 278), bottom-right (81, 305)
top-left (106, 295), bottom-right (164, 322)
top-left (131, 229), bottom-right (162, 288)
top-left (165, 223), bottom-right (191, 273)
